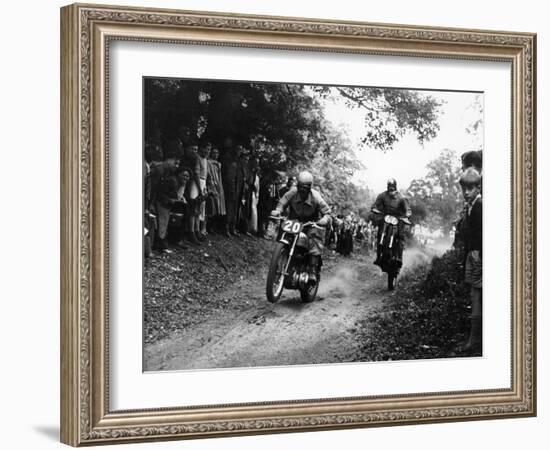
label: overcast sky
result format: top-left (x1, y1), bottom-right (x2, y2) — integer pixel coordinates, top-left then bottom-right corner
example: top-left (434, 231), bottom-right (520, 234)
top-left (322, 90), bottom-right (483, 193)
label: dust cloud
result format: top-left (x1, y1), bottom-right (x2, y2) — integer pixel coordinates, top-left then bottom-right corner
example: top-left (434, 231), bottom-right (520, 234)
top-left (318, 266), bottom-right (356, 298)
top-left (401, 239), bottom-right (452, 272)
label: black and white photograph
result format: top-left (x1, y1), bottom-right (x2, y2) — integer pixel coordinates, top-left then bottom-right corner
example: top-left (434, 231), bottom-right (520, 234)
top-left (142, 77), bottom-right (483, 371)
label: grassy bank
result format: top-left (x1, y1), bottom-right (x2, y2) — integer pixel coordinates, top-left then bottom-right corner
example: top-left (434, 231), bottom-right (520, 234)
top-left (356, 248), bottom-right (476, 361)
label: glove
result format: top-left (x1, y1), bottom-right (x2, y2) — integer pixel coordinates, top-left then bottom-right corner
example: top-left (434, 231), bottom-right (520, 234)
top-left (270, 209), bottom-right (280, 217)
top-left (316, 218), bottom-right (328, 227)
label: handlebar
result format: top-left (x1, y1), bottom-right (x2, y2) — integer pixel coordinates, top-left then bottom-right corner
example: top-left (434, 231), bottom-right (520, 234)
top-left (268, 216), bottom-right (323, 229)
top-left (371, 211), bottom-right (412, 225)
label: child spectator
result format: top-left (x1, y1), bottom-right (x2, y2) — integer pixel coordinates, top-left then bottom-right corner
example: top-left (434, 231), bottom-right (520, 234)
top-left (457, 167), bottom-right (482, 353)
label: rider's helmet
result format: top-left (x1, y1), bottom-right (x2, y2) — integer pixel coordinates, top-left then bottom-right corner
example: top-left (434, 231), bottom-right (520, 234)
top-left (387, 178), bottom-right (397, 192)
top-left (297, 171), bottom-right (314, 196)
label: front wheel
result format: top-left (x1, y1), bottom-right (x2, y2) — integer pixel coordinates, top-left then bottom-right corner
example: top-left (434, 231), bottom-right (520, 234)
top-left (300, 273), bottom-right (320, 303)
top-left (266, 243), bottom-right (288, 303)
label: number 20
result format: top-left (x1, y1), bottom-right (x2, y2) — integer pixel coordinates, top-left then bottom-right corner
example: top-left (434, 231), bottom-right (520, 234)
top-left (283, 221), bottom-right (301, 233)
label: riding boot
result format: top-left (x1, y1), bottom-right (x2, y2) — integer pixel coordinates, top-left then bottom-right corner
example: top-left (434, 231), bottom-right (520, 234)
top-left (308, 255), bottom-right (319, 284)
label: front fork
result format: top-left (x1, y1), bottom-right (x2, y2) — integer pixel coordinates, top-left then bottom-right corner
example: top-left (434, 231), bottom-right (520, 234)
top-left (281, 233), bottom-right (298, 279)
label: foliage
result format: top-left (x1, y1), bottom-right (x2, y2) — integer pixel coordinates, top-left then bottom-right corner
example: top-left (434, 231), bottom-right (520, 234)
top-left (465, 94), bottom-right (483, 151)
top-left (312, 86), bottom-right (443, 152)
top-left (406, 148), bottom-right (463, 232)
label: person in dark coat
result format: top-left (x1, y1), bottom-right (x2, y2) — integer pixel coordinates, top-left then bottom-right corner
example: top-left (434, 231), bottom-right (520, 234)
top-left (222, 146), bottom-right (241, 235)
top-left (236, 151), bottom-right (251, 235)
top-left (258, 173), bottom-right (281, 238)
top-left (279, 176), bottom-right (297, 198)
top-left (155, 157), bottom-right (180, 253)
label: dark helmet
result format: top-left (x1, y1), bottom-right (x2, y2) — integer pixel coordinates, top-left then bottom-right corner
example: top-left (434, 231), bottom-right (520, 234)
top-left (387, 178), bottom-right (397, 190)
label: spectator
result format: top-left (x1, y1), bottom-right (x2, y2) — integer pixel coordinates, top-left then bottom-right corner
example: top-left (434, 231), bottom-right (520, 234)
top-left (180, 143), bottom-right (202, 245)
top-left (279, 176), bottom-right (297, 198)
top-left (197, 142), bottom-right (210, 239)
top-left (222, 146), bottom-right (241, 235)
top-left (248, 158), bottom-right (260, 234)
top-left (143, 158), bottom-right (154, 258)
top-left (144, 143), bottom-right (163, 257)
top-left (454, 150), bottom-right (483, 249)
top-left (258, 173), bottom-right (280, 238)
top-left (172, 168), bottom-right (191, 247)
top-left (461, 150), bottom-right (482, 173)
top-left (236, 150), bottom-right (251, 235)
top-left (456, 167), bottom-right (482, 353)
top-left (176, 125), bottom-right (192, 150)
top-left (155, 157), bottom-right (180, 253)
top-left (206, 147), bottom-right (227, 234)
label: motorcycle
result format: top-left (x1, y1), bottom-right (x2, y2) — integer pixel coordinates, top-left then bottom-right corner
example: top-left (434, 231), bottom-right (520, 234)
top-left (265, 217), bottom-right (323, 303)
top-left (372, 209), bottom-right (410, 290)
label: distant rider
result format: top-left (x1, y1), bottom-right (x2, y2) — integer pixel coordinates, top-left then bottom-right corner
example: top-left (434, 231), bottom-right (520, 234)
top-left (372, 178), bottom-right (411, 265)
top-left (271, 171), bottom-right (331, 284)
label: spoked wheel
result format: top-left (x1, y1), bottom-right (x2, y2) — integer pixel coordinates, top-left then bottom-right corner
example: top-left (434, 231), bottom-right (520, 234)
top-left (266, 243), bottom-right (288, 303)
top-left (300, 273), bottom-right (320, 303)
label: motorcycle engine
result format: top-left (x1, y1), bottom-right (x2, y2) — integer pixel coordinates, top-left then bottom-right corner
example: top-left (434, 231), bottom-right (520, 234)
top-left (298, 272), bottom-right (310, 290)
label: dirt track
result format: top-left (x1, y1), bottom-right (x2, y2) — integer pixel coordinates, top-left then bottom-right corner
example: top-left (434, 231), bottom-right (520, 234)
top-left (144, 251), bottom-right (400, 371)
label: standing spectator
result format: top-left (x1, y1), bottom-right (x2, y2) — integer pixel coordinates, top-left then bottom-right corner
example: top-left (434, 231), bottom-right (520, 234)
top-left (180, 143), bottom-right (202, 245)
top-left (248, 158), bottom-right (260, 234)
top-left (177, 125), bottom-right (192, 150)
top-left (155, 157), bottom-right (180, 253)
top-left (222, 146), bottom-right (241, 235)
top-left (173, 168), bottom-right (191, 246)
top-left (258, 173), bottom-right (280, 238)
top-left (236, 150), bottom-right (251, 235)
top-left (279, 176), bottom-right (297, 198)
top-left (144, 143), bottom-right (163, 257)
top-left (461, 150), bottom-right (483, 174)
top-left (197, 142), bottom-right (210, 239)
top-left (455, 150), bottom-right (483, 249)
top-left (456, 168), bottom-right (482, 354)
top-left (206, 147), bottom-right (227, 234)
top-left (143, 158), bottom-right (154, 258)
top-left (146, 143), bottom-right (164, 211)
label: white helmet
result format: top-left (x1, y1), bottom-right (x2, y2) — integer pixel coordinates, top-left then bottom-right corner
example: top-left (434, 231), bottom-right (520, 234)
top-left (297, 171), bottom-right (314, 187)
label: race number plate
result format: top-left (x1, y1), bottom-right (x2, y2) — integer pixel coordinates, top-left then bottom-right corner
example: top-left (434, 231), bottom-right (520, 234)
top-left (281, 219), bottom-right (303, 234)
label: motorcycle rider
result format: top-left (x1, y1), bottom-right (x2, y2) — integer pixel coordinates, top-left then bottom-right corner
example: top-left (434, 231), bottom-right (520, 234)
top-left (372, 178), bottom-right (411, 266)
top-left (271, 171), bottom-right (331, 284)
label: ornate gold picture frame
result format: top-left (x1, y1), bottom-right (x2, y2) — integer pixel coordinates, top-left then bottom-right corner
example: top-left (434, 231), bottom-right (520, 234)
top-left (60, 3), bottom-right (536, 446)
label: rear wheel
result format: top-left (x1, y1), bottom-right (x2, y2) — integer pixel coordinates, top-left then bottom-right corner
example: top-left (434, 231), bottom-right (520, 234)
top-left (266, 243), bottom-right (288, 303)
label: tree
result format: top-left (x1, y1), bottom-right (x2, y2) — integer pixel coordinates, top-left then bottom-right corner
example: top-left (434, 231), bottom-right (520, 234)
top-left (406, 148), bottom-right (462, 232)
top-left (144, 78), bottom-right (444, 214)
top-left (465, 94), bottom-right (483, 151)
top-left (312, 86), bottom-right (443, 152)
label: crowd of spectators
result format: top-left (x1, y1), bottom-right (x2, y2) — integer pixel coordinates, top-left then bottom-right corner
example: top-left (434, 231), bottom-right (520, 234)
top-left (143, 129), bottom-right (379, 258)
